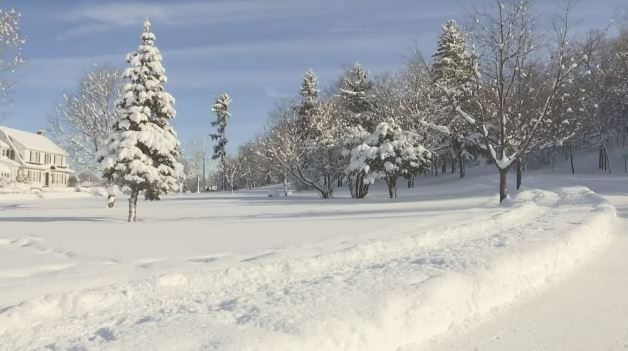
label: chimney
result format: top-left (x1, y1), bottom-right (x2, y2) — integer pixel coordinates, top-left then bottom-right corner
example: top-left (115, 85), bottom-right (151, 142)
top-left (36, 130), bottom-right (44, 136)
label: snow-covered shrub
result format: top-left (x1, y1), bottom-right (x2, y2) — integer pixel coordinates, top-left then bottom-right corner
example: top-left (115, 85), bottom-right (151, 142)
top-left (0, 176), bottom-right (10, 188)
top-left (0, 181), bottom-right (31, 194)
top-left (347, 122), bottom-right (431, 198)
top-left (15, 173), bottom-right (30, 184)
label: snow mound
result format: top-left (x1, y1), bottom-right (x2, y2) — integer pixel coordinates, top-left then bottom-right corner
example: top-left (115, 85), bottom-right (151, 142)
top-left (0, 186), bottom-right (616, 350)
top-left (0, 186), bottom-right (102, 201)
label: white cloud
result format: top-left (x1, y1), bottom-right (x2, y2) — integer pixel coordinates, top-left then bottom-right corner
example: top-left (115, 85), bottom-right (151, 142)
top-left (263, 86), bottom-right (290, 99)
top-left (56, 0), bottom-right (323, 40)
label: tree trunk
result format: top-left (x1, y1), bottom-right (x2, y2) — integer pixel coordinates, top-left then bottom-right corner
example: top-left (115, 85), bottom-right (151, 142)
top-left (499, 168), bottom-right (508, 203)
top-left (458, 153), bottom-right (465, 178)
top-left (605, 147), bottom-right (612, 174)
top-left (569, 143), bottom-right (575, 175)
top-left (349, 173), bottom-right (369, 199)
top-left (516, 159), bottom-right (522, 190)
top-left (321, 174), bottom-right (333, 199)
top-left (441, 162), bottom-right (447, 174)
top-left (128, 188), bottom-right (139, 223)
top-left (386, 175), bottom-right (397, 199)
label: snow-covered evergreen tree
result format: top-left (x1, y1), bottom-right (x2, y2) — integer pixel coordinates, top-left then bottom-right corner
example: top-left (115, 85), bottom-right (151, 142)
top-left (210, 93), bottom-right (231, 190)
top-left (339, 63), bottom-right (377, 199)
top-left (300, 69), bottom-right (318, 102)
top-left (339, 63), bottom-right (377, 132)
top-left (347, 122), bottom-right (431, 199)
top-left (432, 19), bottom-right (476, 178)
top-left (99, 19), bottom-right (183, 222)
top-left (210, 93), bottom-right (231, 160)
top-left (297, 68), bottom-right (320, 141)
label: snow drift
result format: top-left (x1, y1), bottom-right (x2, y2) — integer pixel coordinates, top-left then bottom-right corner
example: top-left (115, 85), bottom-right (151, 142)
top-left (0, 182), bottom-right (616, 350)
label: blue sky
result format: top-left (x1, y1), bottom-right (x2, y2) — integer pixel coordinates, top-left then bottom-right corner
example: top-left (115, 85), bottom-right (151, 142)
top-left (1, 0), bottom-right (625, 156)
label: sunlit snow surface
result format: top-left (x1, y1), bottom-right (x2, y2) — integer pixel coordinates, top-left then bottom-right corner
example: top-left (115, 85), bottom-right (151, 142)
top-left (0, 171), bottom-right (618, 350)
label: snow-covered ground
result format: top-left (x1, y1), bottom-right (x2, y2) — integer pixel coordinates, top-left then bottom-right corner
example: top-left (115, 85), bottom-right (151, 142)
top-left (0, 169), bottom-right (621, 350)
top-left (427, 175), bottom-right (628, 351)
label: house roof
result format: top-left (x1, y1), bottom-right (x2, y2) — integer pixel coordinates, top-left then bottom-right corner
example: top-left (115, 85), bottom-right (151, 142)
top-left (0, 126), bottom-right (66, 155)
top-left (0, 139), bottom-right (8, 149)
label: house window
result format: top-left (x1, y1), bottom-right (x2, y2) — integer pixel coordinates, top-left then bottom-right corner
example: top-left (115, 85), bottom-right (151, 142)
top-left (44, 154), bottom-right (51, 164)
top-left (28, 170), bottom-right (41, 183)
top-left (49, 172), bottom-right (68, 186)
top-left (53, 155), bottom-right (64, 167)
top-left (29, 151), bottom-right (41, 164)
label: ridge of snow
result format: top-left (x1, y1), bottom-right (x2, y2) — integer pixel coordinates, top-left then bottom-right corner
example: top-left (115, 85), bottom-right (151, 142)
top-left (0, 180), bottom-right (615, 350)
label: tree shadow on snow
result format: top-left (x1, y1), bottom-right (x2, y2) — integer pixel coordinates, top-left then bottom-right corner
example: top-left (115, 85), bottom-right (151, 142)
top-left (0, 216), bottom-right (109, 223)
top-left (165, 203), bottom-right (494, 223)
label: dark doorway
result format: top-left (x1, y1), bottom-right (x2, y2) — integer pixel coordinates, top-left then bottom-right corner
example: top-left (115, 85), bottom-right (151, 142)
top-left (45, 172), bottom-right (49, 186)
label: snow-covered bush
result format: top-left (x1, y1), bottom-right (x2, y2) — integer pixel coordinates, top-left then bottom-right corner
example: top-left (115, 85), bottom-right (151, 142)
top-left (0, 181), bottom-right (31, 194)
top-left (347, 122), bottom-right (431, 198)
top-left (0, 176), bottom-right (10, 188)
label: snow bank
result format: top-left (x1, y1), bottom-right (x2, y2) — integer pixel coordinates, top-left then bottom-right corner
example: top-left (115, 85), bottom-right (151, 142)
top-left (0, 183), bottom-right (616, 350)
top-left (208, 188), bottom-right (615, 351)
top-left (0, 182), bottom-right (31, 194)
top-left (0, 186), bottom-right (103, 202)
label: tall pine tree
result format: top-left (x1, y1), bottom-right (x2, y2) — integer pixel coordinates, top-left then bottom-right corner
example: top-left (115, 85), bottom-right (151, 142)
top-left (339, 63), bottom-right (377, 132)
top-left (297, 68), bottom-right (319, 141)
top-left (99, 19), bottom-right (183, 222)
top-left (432, 20), bottom-right (476, 178)
top-left (339, 63), bottom-right (376, 199)
top-left (210, 93), bottom-right (232, 190)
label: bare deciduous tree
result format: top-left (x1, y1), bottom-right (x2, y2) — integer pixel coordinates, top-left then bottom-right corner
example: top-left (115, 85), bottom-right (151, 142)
top-left (185, 137), bottom-right (205, 193)
top-left (0, 5), bottom-right (25, 120)
top-left (446, 0), bottom-right (585, 202)
top-left (47, 66), bottom-right (122, 174)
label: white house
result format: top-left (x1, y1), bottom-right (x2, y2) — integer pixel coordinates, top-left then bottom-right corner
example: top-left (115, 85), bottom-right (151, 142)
top-left (0, 126), bottom-right (73, 187)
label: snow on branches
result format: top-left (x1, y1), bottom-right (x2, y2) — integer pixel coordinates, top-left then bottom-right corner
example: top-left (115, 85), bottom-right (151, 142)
top-left (48, 66), bottom-right (122, 174)
top-left (347, 122), bottom-right (431, 198)
top-left (0, 5), bottom-right (25, 120)
top-left (99, 19), bottom-right (183, 222)
top-left (210, 93), bottom-right (232, 162)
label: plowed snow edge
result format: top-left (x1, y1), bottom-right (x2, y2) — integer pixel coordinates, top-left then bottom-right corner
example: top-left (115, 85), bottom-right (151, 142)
top-left (0, 186), bottom-right (616, 351)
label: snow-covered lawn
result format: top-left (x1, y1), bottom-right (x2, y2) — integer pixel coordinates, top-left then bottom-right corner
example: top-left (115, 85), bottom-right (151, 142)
top-left (0, 174), bottom-right (617, 350)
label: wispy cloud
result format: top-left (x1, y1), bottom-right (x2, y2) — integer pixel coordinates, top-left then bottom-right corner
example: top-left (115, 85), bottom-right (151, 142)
top-left (56, 0), bottom-right (324, 40)
top-left (263, 86), bottom-right (290, 99)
